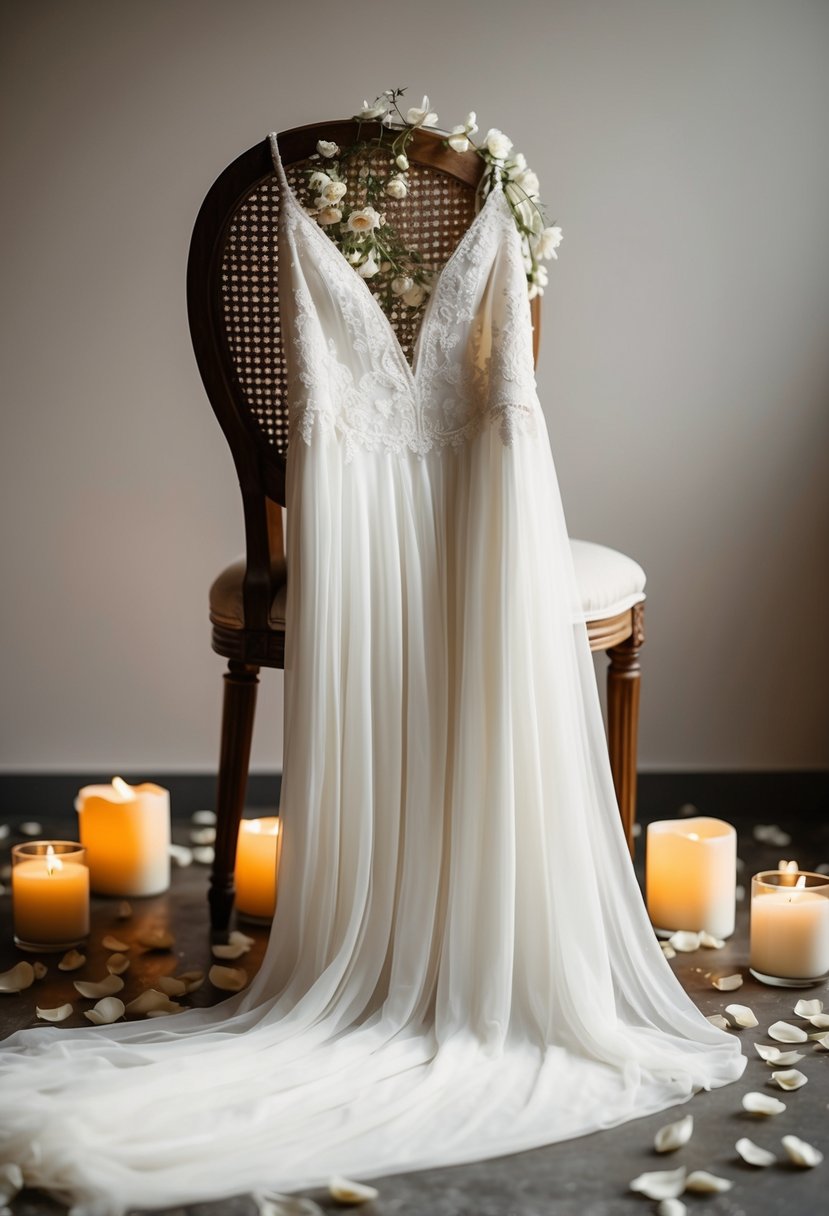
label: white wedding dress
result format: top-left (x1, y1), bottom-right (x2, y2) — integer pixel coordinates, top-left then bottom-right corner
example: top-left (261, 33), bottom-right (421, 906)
top-left (0, 134), bottom-right (745, 1214)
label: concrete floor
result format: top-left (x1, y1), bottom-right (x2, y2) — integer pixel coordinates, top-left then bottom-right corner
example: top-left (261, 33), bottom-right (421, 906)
top-left (0, 803), bottom-right (827, 1216)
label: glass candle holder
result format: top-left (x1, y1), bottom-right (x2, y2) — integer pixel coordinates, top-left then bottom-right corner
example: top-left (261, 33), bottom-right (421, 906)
top-left (12, 841), bottom-right (90, 953)
top-left (750, 871), bottom-right (829, 987)
top-left (235, 817), bottom-right (282, 923)
top-left (646, 817), bottom-right (736, 939)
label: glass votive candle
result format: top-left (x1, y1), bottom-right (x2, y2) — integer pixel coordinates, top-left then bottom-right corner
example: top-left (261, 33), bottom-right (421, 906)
top-left (12, 841), bottom-right (90, 953)
top-left (646, 817), bottom-right (736, 939)
top-left (750, 870), bottom-right (829, 986)
top-left (234, 817), bottom-right (282, 923)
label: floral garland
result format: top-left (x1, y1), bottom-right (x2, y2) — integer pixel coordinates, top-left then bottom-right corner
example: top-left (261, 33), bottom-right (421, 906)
top-left (300, 88), bottom-right (562, 315)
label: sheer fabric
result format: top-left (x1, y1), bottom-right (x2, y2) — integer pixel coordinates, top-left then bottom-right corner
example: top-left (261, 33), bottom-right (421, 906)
top-left (0, 134), bottom-right (744, 1215)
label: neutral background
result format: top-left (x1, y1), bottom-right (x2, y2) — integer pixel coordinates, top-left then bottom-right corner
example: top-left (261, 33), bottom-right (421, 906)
top-left (2, 0), bottom-right (828, 775)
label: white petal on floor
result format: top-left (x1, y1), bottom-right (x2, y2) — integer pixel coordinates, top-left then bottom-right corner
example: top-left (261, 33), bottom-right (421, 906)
top-left (685, 1170), bottom-right (733, 1193)
top-left (654, 1114), bottom-right (693, 1153)
top-left (742, 1092), bottom-right (786, 1115)
top-left (736, 1138), bottom-right (776, 1167)
top-left (781, 1135), bottom-right (824, 1167)
top-left (629, 1168), bottom-right (686, 1200)
top-left (771, 1069), bottom-right (808, 1090)
top-left (768, 1021), bottom-right (808, 1043)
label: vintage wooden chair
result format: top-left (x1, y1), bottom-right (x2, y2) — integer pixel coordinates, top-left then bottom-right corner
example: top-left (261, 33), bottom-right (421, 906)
top-left (187, 120), bottom-right (646, 931)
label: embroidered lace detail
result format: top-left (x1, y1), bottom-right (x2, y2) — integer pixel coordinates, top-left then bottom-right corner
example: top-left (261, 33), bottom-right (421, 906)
top-left (271, 134), bottom-right (540, 459)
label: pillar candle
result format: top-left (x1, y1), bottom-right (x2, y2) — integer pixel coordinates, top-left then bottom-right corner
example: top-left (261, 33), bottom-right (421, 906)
top-left (12, 842), bottom-right (89, 951)
top-left (750, 871), bottom-right (829, 982)
top-left (76, 777), bottom-right (170, 896)
top-left (646, 817), bottom-right (736, 939)
top-left (235, 817), bottom-right (281, 921)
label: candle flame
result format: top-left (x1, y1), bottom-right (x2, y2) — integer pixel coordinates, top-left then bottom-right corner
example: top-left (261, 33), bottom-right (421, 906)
top-left (112, 776), bottom-right (133, 799)
top-left (795, 875), bottom-right (806, 890)
top-left (45, 844), bottom-right (63, 876)
top-left (244, 818), bottom-right (280, 837)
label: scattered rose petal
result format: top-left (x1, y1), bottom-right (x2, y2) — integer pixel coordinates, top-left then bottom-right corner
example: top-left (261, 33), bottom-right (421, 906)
top-left (169, 843), bottom-right (193, 866)
top-left (116, 900), bottom-right (132, 919)
top-left (812, 1032), bottom-right (829, 1050)
top-left (212, 931), bottom-right (255, 960)
top-left (125, 989), bottom-right (182, 1016)
top-left (660, 943), bottom-right (677, 960)
top-left (0, 961), bottom-right (35, 993)
top-left (768, 1021), bottom-right (808, 1043)
top-left (254, 1193), bottom-right (326, 1216)
top-left (771, 1069), bottom-right (808, 1090)
top-left (632, 822), bottom-right (642, 837)
top-left (669, 931), bottom-right (701, 953)
top-left (84, 996), bottom-right (125, 1025)
top-left (19, 821), bottom-right (42, 836)
top-left (191, 809), bottom-right (217, 825)
top-left (656, 1201), bottom-right (686, 1216)
top-left (781, 1134), bottom-right (823, 1167)
top-left (706, 1014), bottom-right (730, 1030)
top-left (712, 974), bottom-right (743, 991)
top-left (157, 975), bottom-right (188, 997)
top-left (0, 1163), bottom-right (23, 1204)
top-left (73, 974), bottom-right (124, 999)
top-left (0, 863), bottom-right (10, 880)
top-left (816, 862), bottom-right (829, 875)
top-left (106, 953), bottom-right (130, 975)
top-left (145, 1005), bottom-right (183, 1017)
top-left (193, 845), bottom-right (215, 864)
top-left (736, 1138), bottom-right (776, 1167)
top-left (735, 885), bottom-right (746, 901)
top-left (36, 1002), bottom-right (74, 1022)
top-left (807, 1014), bottom-right (829, 1029)
top-left (754, 1043), bottom-right (804, 1066)
top-left (753, 824), bottom-right (791, 846)
top-left (58, 949), bottom-right (86, 971)
top-left (178, 969), bottom-right (205, 993)
top-left (742, 1091), bottom-right (786, 1115)
top-left (208, 964), bottom-right (248, 992)
top-left (328, 1177), bottom-right (379, 1205)
top-left (685, 1170), bottom-right (732, 1193)
top-left (629, 1167), bottom-right (686, 1201)
top-left (137, 927), bottom-right (175, 950)
top-left (102, 934), bottom-right (130, 952)
top-left (32, 961), bottom-right (48, 980)
top-left (700, 931), bottom-right (725, 949)
top-left (190, 826), bottom-right (216, 845)
top-left (654, 1114), bottom-right (693, 1153)
top-left (0, 824), bottom-right (8, 841)
top-left (726, 1004), bottom-right (758, 1029)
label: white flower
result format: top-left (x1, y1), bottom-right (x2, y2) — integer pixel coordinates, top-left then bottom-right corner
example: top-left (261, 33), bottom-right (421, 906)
top-left (534, 225), bottom-right (563, 259)
top-left (395, 153), bottom-right (409, 171)
top-left (358, 254), bottom-right (380, 278)
top-left (402, 282), bottom-right (426, 307)
top-left (344, 206), bottom-right (382, 234)
top-left (346, 250), bottom-right (363, 264)
top-left (448, 125), bottom-right (470, 153)
top-left (385, 176), bottom-right (408, 199)
top-left (406, 95), bottom-right (438, 127)
top-left (316, 206), bottom-right (342, 226)
top-left (527, 282), bottom-right (541, 300)
top-left (308, 170), bottom-right (331, 193)
top-left (506, 183), bottom-right (543, 233)
top-left (316, 140), bottom-right (339, 158)
top-left (505, 152), bottom-right (527, 179)
top-left (515, 168), bottom-right (540, 198)
top-left (357, 98), bottom-right (388, 120)
top-left (464, 111), bottom-right (478, 134)
top-left (484, 128), bottom-right (513, 160)
top-left (319, 180), bottom-right (347, 205)
top-left (391, 275), bottom-right (414, 296)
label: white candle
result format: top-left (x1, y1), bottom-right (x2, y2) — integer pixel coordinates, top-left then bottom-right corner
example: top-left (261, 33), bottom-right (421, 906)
top-left (12, 842), bottom-right (89, 951)
top-left (76, 777), bottom-right (170, 896)
top-left (646, 817), bottom-right (736, 939)
top-left (750, 872), bottom-right (829, 982)
top-left (235, 817), bottom-right (281, 921)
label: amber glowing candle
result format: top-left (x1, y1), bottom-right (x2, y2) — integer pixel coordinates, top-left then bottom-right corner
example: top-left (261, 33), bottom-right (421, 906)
top-left (750, 871), bottom-right (829, 985)
top-left (646, 817), bottom-right (736, 939)
top-left (12, 842), bottom-right (89, 952)
top-left (235, 817), bottom-right (282, 921)
top-left (76, 777), bottom-right (170, 896)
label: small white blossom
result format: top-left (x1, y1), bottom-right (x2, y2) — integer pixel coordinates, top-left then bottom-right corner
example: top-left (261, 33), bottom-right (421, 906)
top-left (505, 152), bottom-right (527, 179)
top-left (527, 282), bottom-right (541, 300)
top-left (346, 250), bottom-right (363, 264)
top-left (448, 125), bottom-right (470, 153)
top-left (344, 206), bottom-right (382, 234)
top-left (406, 95), bottom-right (438, 127)
top-left (464, 111), bottom-right (478, 134)
top-left (316, 140), bottom-right (339, 158)
top-left (402, 282), bottom-right (426, 307)
top-left (316, 206), bottom-right (342, 226)
top-left (484, 128), bottom-right (513, 160)
top-left (532, 264), bottom-right (549, 288)
top-left (385, 175), bottom-right (408, 199)
top-left (395, 153), bottom-right (409, 171)
top-left (319, 180), bottom-right (347, 205)
top-left (357, 98), bottom-right (389, 120)
top-left (391, 275), bottom-right (414, 296)
top-left (358, 254), bottom-right (380, 278)
top-left (515, 168), bottom-right (540, 198)
top-left (534, 225), bottom-right (563, 259)
top-left (308, 170), bottom-right (331, 193)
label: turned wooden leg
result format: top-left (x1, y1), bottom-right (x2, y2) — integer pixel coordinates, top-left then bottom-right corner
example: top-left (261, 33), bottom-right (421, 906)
top-left (607, 603), bottom-right (645, 857)
top-left (209, 660), bottom-right (260, 933)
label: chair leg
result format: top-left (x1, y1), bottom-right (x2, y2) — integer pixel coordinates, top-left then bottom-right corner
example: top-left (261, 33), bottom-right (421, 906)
top-left (607, 604), bottom-right (645, 857)
top-left (209, 660), bottom-right (260, 933)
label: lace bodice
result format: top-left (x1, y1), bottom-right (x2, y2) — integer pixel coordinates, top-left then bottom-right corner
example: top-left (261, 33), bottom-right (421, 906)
top-left (269, 133), bottom-right (540, 458)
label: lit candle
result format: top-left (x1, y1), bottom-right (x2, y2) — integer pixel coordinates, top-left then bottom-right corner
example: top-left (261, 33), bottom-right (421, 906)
top-left (646, 817), bottom-right (736, 939)
top-left (235, 817), bottom-right (281, 921)
top-left (12, 842), bottom-right (89, 952)
top-left (76, 777), bottom-right (170, 896)
top-left (750, 871), bottom-right (829, 984)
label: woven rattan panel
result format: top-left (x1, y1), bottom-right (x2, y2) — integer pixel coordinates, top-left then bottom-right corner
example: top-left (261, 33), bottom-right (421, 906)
top-left (220, 150), bottom-right (477, 456)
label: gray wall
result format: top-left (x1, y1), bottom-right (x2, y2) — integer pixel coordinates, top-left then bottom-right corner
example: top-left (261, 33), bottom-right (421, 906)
top-left (2, 0), bottom-right (828, 774)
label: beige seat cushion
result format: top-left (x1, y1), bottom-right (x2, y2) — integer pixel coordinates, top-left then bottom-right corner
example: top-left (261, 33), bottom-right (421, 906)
top-left (210, 541), bottom-right (645, 631)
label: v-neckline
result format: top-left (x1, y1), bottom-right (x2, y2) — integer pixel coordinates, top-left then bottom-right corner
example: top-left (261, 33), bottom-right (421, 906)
top-left (269, 131), bottom-right (502, 386)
